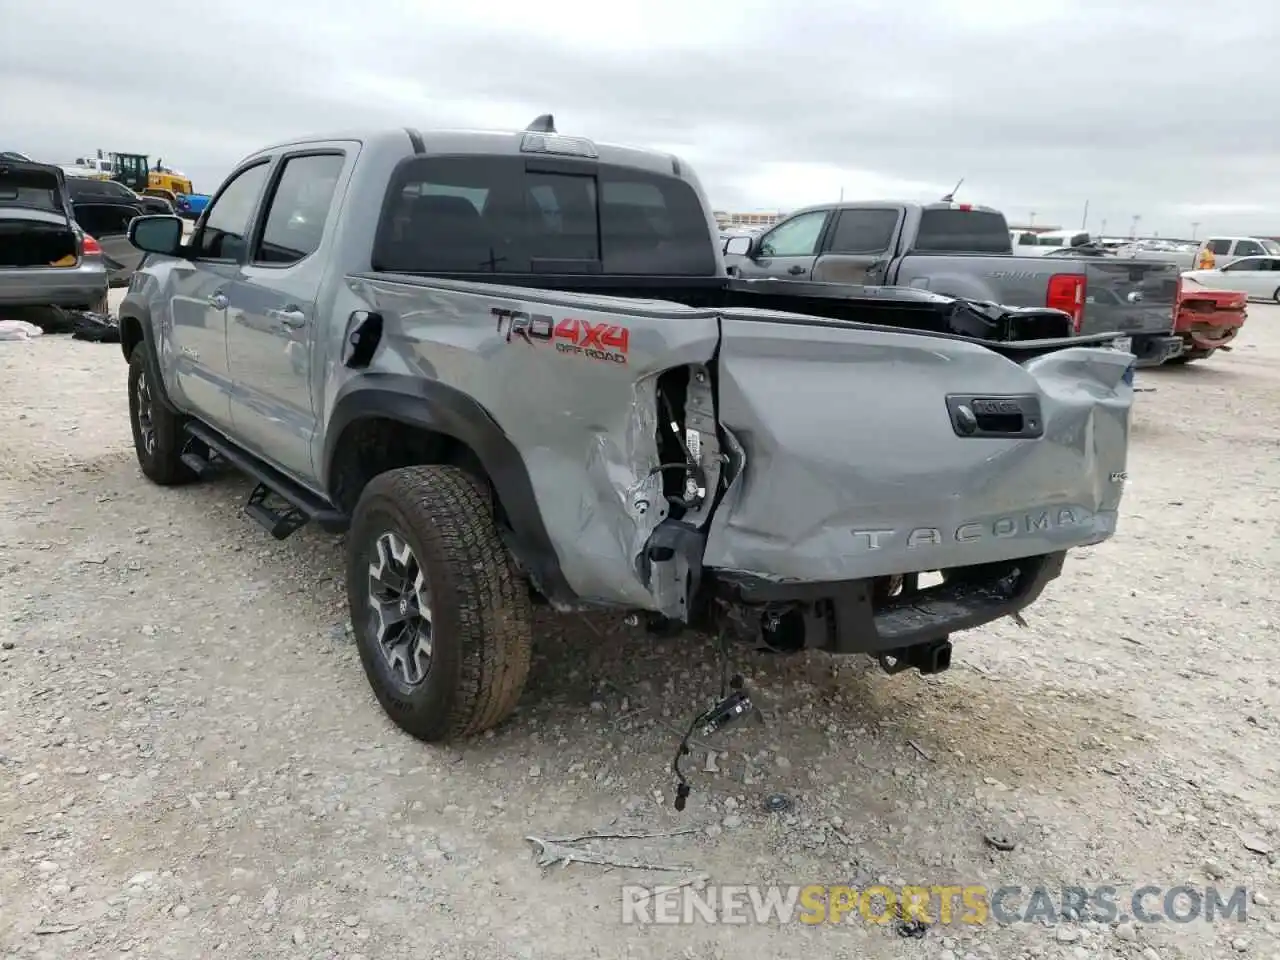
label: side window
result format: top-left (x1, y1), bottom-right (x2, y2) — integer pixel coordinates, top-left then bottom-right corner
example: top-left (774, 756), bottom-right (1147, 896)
top-left (828, 208), bottom-right (898, 254)
top-left (1222, 257), bottom-right (1257, 272)
top-left (190, 162), bottom-right (270, 261)
top-left (759, 210), bottom-right (829, 258)
top-left (1208, 239), bottom-right (1232, 255)
top-left (1233, 240), bottom-right (1263, 257)
top-left (253, 154), bottom-right (345, 266)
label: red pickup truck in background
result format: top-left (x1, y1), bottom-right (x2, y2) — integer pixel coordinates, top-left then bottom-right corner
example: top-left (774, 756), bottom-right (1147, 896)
top-left (1169, 282), bottom-right (1247, 364)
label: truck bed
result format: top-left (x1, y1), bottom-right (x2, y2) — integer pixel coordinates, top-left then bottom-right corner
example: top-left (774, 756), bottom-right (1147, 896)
top-left (345, 271), bottom-right (1135, 622)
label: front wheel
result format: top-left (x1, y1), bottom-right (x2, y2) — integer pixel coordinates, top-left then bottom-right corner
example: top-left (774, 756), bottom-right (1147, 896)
top-left (127, 347), bottom-right (197, 485)
top-left (346, 465), bottom-right (534, 742)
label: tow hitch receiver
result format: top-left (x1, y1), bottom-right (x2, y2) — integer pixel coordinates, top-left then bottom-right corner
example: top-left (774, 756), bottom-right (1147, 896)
top-left (876, 638), bottom-right (953, 676)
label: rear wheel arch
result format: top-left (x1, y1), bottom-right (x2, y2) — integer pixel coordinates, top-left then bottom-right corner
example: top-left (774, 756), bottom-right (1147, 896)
top-left (323, 378), bottom-right (574, 604)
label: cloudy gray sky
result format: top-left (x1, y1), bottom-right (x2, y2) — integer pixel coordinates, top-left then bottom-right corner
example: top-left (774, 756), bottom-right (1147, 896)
top-left (4, 0), bottom-right (1276, 238)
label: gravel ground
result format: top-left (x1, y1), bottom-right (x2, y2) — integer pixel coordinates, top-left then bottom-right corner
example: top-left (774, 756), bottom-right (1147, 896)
top-left (2, 299), bottom-right (1279, 960)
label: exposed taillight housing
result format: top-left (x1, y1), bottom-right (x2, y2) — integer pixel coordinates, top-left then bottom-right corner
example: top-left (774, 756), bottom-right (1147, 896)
top-left (80, 233), bottom-right (102, 257)
top-left (1047, 273), bottom-right (1086, 334)
top-left (1174, 274), bottom-right (1183, 320)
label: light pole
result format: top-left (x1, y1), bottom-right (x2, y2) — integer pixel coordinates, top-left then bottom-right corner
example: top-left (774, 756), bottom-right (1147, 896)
top-left (1029, 211), bottom-right (1036, 228)
top-left (1191, 221), bottom-right (1200, 240)
top-left (1130, 215), bottom-right (1141, 239)
top-left (1100, 218), bottom-right (1107, 238)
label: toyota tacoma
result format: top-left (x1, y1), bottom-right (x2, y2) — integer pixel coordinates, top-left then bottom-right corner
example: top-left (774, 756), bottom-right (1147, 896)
top-left (117, 118), bottom-right (1136, 743)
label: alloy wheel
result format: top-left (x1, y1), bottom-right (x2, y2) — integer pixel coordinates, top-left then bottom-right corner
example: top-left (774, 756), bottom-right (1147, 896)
top-left (367, 530), bottom-right (434, 686)
top-left (135, 370), bottom-right (157, 456)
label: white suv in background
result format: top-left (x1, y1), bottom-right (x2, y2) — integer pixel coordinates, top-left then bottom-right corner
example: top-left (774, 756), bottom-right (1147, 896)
top-left (1199, 235), bottom-right (1280, 267)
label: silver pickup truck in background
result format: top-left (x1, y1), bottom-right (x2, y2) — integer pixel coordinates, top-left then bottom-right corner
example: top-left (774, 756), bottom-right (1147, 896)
top-left (726, 200), bottom-right (1183, 366)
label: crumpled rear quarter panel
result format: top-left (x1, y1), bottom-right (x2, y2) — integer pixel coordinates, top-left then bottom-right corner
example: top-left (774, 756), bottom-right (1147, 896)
top-left (703, 312), bottom-right (1133, 582)
top-left (356, 277), bottom-right (719, 607)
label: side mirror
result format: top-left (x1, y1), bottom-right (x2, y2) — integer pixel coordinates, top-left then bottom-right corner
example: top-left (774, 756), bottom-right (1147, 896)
top-left (724, 235), bottom-right (752, 258)
top-left (128, 214), bottom-right (184, 255)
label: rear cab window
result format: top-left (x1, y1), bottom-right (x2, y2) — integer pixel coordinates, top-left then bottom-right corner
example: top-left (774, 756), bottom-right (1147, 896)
top-left (913, 208), bottom-right (1012, 253)
top-left (372, 156), bottom-right (716, 276)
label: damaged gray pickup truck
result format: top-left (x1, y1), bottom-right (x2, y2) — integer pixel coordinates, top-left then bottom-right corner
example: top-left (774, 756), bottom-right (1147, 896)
top-left (117, 117), bottom-right (1136, 746)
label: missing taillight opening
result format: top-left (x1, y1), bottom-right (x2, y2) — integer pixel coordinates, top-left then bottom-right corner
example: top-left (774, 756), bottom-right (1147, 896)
top-left (1046, 273), bottom-right (1086, 334)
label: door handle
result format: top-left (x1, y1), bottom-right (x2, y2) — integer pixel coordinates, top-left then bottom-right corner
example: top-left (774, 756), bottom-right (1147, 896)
top-left (268, 306), bottom-right (307, 328)
top-left (208, 293), bottom-right (228, 309)
top-left (787, 265), bottom-right (806, 275)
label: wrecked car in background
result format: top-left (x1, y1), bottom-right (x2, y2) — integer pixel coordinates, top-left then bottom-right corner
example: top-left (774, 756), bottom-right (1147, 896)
top-left (0, 158), bottom-right (109, 314)
top-left (116, 118), bottom-right (1137, 749)
top-left (1169, 281), bottom-right (1247, 364)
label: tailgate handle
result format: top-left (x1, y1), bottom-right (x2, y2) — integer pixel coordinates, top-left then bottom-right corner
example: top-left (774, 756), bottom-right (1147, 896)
top-left (945, 395), bottom-right (1043, 439)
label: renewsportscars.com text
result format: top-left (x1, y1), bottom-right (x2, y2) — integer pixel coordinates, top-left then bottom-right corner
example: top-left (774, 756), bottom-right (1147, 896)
top-left (620, 884), bottom-right (1250, 927)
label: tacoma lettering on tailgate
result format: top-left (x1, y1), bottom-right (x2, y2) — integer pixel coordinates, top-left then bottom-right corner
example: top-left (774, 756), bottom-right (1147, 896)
top-left (851, 507), bottom-right (1093, 551)
top-left (492, 307), bottom-right (630, 364)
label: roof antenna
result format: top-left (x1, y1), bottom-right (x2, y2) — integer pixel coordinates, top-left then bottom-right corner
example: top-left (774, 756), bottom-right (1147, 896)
top-left (941, 177), bottom-right (965, 203)
top-left (525, 114), bottom-right (556, 133)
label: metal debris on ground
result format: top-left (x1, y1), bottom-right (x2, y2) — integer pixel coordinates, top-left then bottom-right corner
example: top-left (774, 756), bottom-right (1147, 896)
top-left (907, 739), bottom-right (934, 762)
top-left (525, 835), bottom-right (695, 873)
top-left (33, 924), bottom-right (81, 936)
top-left (542, 829), bottom-right (699, 844)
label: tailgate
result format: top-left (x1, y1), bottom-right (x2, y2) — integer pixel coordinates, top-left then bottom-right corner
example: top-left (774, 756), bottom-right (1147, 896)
top-left (702, 311), bottom-right (1133, 582)
top-left (1082, 259), bottom-right (1178, 335)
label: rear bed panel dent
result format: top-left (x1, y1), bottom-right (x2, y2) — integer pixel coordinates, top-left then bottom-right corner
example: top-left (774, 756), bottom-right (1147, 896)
top-left (356, 276), bottom-right (720, 608)
top-left (703, 317), bottom-right (1133, 582)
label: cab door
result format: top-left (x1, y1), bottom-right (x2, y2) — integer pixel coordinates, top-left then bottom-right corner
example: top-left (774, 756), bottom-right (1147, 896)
top-left (225, 148), bottom-right (352, 483)
top-left (811, 207), bottom-right (903, 286)
top-left (165, 161), bottom-right (272, 431)
top-left (732, 208), bottom-right (832, 281)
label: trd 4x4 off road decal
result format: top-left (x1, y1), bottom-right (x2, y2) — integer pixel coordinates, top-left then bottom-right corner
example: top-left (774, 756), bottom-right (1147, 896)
top-left (492, 307), bottom-right (630, 365)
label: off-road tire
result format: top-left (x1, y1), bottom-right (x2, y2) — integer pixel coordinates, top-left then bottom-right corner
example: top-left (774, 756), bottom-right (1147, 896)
top-left (346, 465), bottom-right (534, 742)
top-left (127, 347), bottom-right (197, 485)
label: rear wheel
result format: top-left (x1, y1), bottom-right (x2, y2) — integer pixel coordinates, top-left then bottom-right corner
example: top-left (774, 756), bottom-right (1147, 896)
top-left (1272, 286), bottom-right (1280, 304)
top-left (1167, 347), bottom-right (1216, 365)
top-left (127, 347), bottom-right (197, 485)
top-left (346, 465), bottom-right (534, 742)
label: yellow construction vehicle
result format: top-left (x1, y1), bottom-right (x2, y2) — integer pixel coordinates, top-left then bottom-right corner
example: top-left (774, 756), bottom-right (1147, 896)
top-left (148, 159), bottom-right (193, 196)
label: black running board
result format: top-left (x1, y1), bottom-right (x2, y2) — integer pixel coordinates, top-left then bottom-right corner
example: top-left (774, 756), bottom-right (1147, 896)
top-left (182, 421), bottom-right (349, 538)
